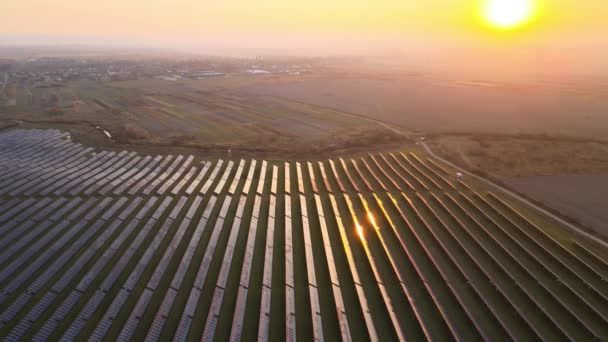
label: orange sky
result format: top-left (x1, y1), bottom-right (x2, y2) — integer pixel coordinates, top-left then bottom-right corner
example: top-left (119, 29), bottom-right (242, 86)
top-left (2, 0), bottom-right (607, 61)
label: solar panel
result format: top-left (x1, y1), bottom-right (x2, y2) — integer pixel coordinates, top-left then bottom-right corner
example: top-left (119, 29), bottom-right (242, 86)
top-left (186, 195), bottom-right (203, 220)
top-left (200, 178), bottom-right (214, 194)
top-left (15, 197), bottom-right (52, 222)
top-left (0, 202), bottom-right (106, 286)
top-left (83, 197), bottom-right (113, 221)
top-left (285, 196), bottom-right (292, 218)
top-left (81, 290), bottom-right (105, 319)
top-left (218, 216), bottom-right (243, 285)
top-left (262, 218), bottom-right (275, 288)
top-left (90, 319), bottom-right (113, 342)
top-left (185, 162), bottom-right (210, 195)
top-left (173, 315), bottom-right (193, 342)
top-left (229, 287), bottom-right (248, 341)
top-left (148, 217), bottom-right (191, 291)
top-left (269, 194), bottom-right (277, 219)
top-left (219, 195), bottom-right (232, 219)
top-left (256, 164), bottom-right (267, 195)
top-left (107, 289), bottom-right (130, 319)
top-left (213, 178), bottom-right (227, 195)
top-left (312, 311), bottom-right (324, 342)
top-left (258, 286), bottom-right (272, 342)
top-left (271, 165), bottom-right (278, 194)
top-left (228, 159), bottom-right (246, 194)
top-left (153, 197), bottom-right (174, 220)
top-left (329, 195), bottom-right (377, 339)
top-left (245, 160), bottom-right (257, 181)
top-left (194, 231), bottom-right (221, 288)
top-left (300, 194), bottom-right (308, 218)
top-left (183, 290), bottom-right (200, 318)
top-left (296, 162), bottom-right (304, 193)
top-left (159, 288), bottom-right (177, 318)
top-left (203, 287), bottom-right (224, 340)
top-left (308, 162), bottom-right (319, 193)
top-left (100, 197), bottom-right (129, 221)
top-left (283, 162), bottom-right (291, 192)
top-left (0, 198), bottom-right (36, 222)
top-left (202, 316), bottom-right (219, 342)
top-left (31, 197), bottom-right (67, 222)
top-left (157, 156), bottom-right (193, 195)
top-left (242, 179), bottom-right (252, 194)
top-left (252, 196), bottom-right (262, 219)
top-left (284, 316), bottom-right (297, 342)
top-left (202, 196), bottom-right (218, 219)
top-left (136, 196), bottom-right (159, 220)
top-left (0, 293), bottom-right (30, 322)
top-left (146, 314), bottom-right (167, 342)
top-left (0, 198), bottom-right (21, 216)
top-left (235, 195), bottom-right (247, 219)
top-left (172, 165), bottom-right (197, 195)
top-left (169, 196), bottom-right (189, 220)
top-left (113, 156), bottom-right (161, 195)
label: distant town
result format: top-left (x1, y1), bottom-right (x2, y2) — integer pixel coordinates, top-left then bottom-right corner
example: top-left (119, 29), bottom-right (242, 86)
top-left (0, 55), bottom-right (318, 86)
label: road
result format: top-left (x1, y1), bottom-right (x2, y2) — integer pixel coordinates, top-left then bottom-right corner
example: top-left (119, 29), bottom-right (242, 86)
top-left (419, 141), bottom-right (608, 249)
top-left (327, 106), bottom-right (607, 248)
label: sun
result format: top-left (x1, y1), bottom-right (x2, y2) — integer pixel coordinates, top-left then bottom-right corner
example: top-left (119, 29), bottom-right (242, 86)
top-left (482, 0), bottom-right (537, 30)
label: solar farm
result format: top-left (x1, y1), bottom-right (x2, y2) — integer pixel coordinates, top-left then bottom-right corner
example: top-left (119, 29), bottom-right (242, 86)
top-left (0, 128), bottom-right (607, 341)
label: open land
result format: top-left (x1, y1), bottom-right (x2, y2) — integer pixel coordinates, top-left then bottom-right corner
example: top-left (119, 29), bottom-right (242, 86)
top-left (238, 71), bottom-right (608, 138)
top-left (0, 77), bottom-right (403, 156)
top-left (507, 174), bottom-right (608, 237)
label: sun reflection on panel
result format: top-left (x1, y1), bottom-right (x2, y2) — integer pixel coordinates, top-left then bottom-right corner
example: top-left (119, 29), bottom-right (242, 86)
top-left (367, 213), bottom-right (377, 228)
top-left (356, 224), bottom-right (365, 240)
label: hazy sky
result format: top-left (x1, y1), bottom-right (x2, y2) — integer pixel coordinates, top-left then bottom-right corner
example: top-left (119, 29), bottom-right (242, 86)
top-left (3, 0), bottom-right (608, 73)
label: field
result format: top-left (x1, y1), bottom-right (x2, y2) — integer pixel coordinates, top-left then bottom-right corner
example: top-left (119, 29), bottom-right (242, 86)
top-left (424, 134), bottom-right (608, 237)
top-left (507, 174), bottom-right (608, 237)
top-left (0, 77), bottom-right (400, 155)
top-left (0, 128), bottom-right (607, 341)
top-left (238, 72), bottom-right (608, 139)
top-left (425, 134), bottom-right (608, 178)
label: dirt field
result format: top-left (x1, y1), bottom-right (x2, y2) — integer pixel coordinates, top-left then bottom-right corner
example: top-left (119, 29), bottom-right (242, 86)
top-left (0, 76), bottom-right (407, 155)
top-left (238, 73), bottom-right (608, 139)
top-left (507, 174), bottom-right (608, 237)
top-left (4, 68), bottom-right (608, 154)
top-left (426, 134), bottom-right (608, 178)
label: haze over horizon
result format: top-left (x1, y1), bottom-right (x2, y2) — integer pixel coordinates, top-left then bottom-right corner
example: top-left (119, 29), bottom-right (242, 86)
top-left (2, 1), bottom-right (608, 76)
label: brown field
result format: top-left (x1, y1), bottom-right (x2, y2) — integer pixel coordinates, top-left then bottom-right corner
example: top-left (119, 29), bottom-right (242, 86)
top-left (507, 174), bottom-right (608, 237)
top-left (4, 70), bottom-right (608, 152)
top-left (0, 76), bottom-right (405, 155)
top-left (237, 72), bottom-right (608, 139)
top-left (426, 134), bottom-right (608, 237)
top-left (426, 134), bottom-right (608, 178)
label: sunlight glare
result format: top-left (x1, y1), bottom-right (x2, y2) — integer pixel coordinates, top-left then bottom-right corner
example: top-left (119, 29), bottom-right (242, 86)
top-left (356, 224), bottom-right (365, 240)
top-left (483, 0), bottom-right (536, 30)
top-left (367, 213), bottom-right (378, 228)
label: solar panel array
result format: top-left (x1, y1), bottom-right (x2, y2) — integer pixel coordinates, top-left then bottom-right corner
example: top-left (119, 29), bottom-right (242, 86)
top-left (0, 128), bottom-right (607, 341)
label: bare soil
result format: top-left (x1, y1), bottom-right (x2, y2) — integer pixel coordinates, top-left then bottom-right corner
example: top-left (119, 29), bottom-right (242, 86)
top-left (1, 76), bottom-right (393, 152)
top-left (507, 174), bottom-right (608, 237)
top-left (427, 134), bottom-right (608, 178)
top-left (238, 72), bottom-right (608, 139)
